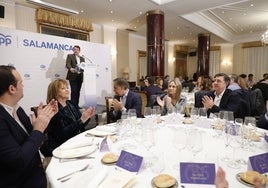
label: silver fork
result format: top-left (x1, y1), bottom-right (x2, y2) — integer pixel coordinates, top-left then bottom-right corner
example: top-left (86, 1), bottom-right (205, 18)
top-left (57, 164), bottom-right (90, 181)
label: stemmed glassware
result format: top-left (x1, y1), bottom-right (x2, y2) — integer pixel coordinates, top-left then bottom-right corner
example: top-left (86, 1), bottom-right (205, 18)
top-left (234, 118), bottom-right (247, 165)
top-left (227, 123), bottom-right (242, 169)
top-left (187, 129), bottom-right (203, 161)
top-left (243, 116), bottom-right (257, 149)
top-left (144, 107), bottom-right (152, 118)
top-left (190, 107), bottom-right (199, 120)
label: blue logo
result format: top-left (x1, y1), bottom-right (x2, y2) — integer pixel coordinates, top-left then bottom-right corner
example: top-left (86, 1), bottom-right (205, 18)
top-left (0, 33), bottom-right (12, 46)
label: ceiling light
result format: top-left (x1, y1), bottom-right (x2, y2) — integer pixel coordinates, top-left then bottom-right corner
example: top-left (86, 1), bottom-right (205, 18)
top-left (26, 0), bottom-right (79, 14)
top-left (261, 29), bottom-right (268, 45)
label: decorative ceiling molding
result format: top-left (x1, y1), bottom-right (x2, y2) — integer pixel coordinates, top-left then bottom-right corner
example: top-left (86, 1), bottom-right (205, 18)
top-left (181, 12), bottom-right (234, 42)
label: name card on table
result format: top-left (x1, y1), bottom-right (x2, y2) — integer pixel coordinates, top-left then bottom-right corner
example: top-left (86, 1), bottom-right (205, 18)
top-left (180, 162), bottom-right (215, 184)
top-left (248, 152), bottom-right (268, 174)
top-left (116, 150), bottom-right (143, 172)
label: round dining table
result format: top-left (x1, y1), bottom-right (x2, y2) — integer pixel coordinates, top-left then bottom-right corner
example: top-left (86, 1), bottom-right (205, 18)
top-left (46, 114), bottom-right (268, 188)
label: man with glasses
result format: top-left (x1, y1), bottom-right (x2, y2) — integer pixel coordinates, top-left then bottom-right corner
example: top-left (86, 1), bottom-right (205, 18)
top-left (202, 73), bottom-right (240, 117)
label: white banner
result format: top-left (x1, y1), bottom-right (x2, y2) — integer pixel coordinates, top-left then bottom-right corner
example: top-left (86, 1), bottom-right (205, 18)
top-left (0, 27), bottom-right (112, 114)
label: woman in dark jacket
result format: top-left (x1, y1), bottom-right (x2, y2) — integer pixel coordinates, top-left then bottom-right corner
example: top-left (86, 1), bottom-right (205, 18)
top-left (41, 79), bottom-right (95, 156)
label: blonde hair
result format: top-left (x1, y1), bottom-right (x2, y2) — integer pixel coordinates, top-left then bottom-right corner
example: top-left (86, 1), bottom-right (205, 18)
top-left (168, 80), bottom-right (182, 100)
top-left (47, 79), bottom-right (68, 103)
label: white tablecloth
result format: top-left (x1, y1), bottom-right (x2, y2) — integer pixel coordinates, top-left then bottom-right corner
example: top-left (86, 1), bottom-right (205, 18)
top-left (46, 116), bottom-right (268, 188)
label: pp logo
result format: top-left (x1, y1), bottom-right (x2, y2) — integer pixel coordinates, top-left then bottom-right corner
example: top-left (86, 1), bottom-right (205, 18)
top-left (0, 33), bottom-right (12, 46)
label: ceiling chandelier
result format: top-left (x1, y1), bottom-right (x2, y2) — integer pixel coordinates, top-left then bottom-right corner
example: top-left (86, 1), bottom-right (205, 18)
top-left (261, 29), bottom-right (268, 45)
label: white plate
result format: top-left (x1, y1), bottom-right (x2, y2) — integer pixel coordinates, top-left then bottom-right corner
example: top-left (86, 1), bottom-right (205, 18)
top-left (53, 144), bottom-right (97, 159)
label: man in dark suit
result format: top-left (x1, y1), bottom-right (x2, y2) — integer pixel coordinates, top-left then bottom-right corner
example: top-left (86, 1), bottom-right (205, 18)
top-left (66, 45), bottom-right (85, 107)
top-left (109, 78), bottom-right (142, 121)
top-left (0, 65), bottom-right (58, 188)
top-left (202, 73), bottom-right (240, 118)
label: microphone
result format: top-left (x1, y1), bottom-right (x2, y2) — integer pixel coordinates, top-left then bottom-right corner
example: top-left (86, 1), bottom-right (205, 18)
top-left (81, 55), bottom-right (93, 64)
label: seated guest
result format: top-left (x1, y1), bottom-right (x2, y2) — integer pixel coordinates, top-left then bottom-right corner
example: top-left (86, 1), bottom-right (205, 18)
top-left (41, 79), bottom-right (95, 156)
top-left (202, 73), bottom-right (240, 118)
top-left (145, 77), bottom-right (164, 107)
top-left (257, 100), bottom-right (268, 130)
top-left (228, 74), bottom-right (241, 91)
top-left (252, 74), bottom-right (268, 102)
top-left (157, 80), bottom-right (186, 115)
top-left (194, 76), bottom-right (213, 108)
top-left (156, 77), bottom-right (165, 91)
top-left (0, 65), bottom-right (58, 188)
top-left (109, 78), bottom-right (142, 121)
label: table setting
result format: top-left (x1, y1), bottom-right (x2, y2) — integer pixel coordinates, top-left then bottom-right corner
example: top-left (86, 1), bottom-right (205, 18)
top-left (46, 110), bottom-right (268, 188)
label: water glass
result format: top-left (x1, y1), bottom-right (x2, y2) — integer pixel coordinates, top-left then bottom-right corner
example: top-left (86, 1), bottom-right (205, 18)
top-left (144, 107), bottom-right (152, 118)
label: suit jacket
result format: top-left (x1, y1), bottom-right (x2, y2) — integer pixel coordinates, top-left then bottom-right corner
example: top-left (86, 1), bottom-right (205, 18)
top-left (66, 54), bottom-right (85, 81)
top-left (0, 106), bottom-right (46, 188)
top-left (206, 89), bottom-right (241, 118)
top-left (109, 90), bottom-right (142, 121)
top-left (257, 113), bottom-right (268, 130)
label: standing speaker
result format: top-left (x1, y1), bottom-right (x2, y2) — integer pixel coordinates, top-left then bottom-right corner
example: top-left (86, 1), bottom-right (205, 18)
top-left (0, 5), bottom-right (4, 18)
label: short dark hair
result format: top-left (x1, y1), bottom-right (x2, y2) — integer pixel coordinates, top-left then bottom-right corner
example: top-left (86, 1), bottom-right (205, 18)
top-left (0, 65), bottom-right (17, 96)
top-left (113, 78), bottom-right (129, 89)
top-left (214, 73), bottom-right (230, 85)
top-left (73, 45), bottom-right (80, 51)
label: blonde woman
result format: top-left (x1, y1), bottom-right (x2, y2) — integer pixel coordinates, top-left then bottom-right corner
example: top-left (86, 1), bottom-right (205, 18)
top-left (156, 79), bottom-right (186, 115)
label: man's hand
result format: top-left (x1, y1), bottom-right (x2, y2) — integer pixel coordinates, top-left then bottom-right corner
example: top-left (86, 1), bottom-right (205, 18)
top-left (31, 99), bottom-right (58, 133)
top-left (111, 98), bottom-right (124, 112)
top-left (202, 95), bottom-right (214, 110)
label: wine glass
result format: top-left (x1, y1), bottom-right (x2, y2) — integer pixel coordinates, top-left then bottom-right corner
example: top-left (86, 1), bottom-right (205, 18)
top-left (243, 116), bottom-right (256, 148)
top-left (187, 129), bottom-right (203, 161)
top-left (144, 107), bottom-right (152, 118)
top-left (234, 118), bottom-right (247, 165)
top-left (227, 124), bottom-right (241, 169)
top-left (198, 108), bottom-right (207, 118)
top-left (190, 107), bottom-right (199, 120)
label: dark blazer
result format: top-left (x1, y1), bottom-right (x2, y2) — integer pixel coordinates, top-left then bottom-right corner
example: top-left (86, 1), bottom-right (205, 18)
top-left (109, 90), bottom-right (142, 121)
top-left (41, 100), bottom-right (89, 157)
top-left (206, 89), bottom-right (241, 118)
top-left (0, 106), bottom-right (46, 188)
top-left (257, 113), bottom-right (268, 130)
top-left (66, 54), bottom-right (85, 81)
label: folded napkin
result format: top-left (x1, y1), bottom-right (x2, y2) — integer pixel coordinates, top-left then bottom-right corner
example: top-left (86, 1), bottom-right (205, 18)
top-left (59, 145), bottom-right (96, 158)
top-left (60, 136), bottom-right (93, 150)
top-left (98, 170), bottom-right (136, 188)
top-left (95, 125), bottom-right (116, 133)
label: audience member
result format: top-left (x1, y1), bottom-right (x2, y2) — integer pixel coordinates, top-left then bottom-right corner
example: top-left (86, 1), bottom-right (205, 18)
top-left (257, 100), bottom-right (268, 130)
top-left (145, 77), bottom-right (164, 107)
top-left (66, 45), bottom-right (85, 107)
top-left (156, 77), bottom-right (165, 91)
top-left (194, 76), bottom-right (213, 108)
top-left (109, 78), bottom-right (142, 121)
top-left (163, 75), bottom-right (170, 90)
top-left (247, 73), bottom-right (255, 89)
top-left (157, 79), bottom-right (186, 115)
top-left (40, 79), bottom-right (95, 156)
top-left (252, 74), bottom-right (268, 102)
top-left (227, 74), bottom-right (241, 91)
top-left (0, 65), bottom-right (58, 188)
top-left (202, 73), bottom-right (240, 118)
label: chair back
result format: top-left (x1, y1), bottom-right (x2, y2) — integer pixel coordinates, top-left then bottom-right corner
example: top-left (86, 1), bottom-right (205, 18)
top-left (134, 91), bottom-right (147, 116)
top-left (105, 96), bottom-right (114, 124)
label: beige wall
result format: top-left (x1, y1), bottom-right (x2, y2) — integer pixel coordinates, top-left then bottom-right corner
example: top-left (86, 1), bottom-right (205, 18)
top-left (2, 2), bottom-right (257, 84)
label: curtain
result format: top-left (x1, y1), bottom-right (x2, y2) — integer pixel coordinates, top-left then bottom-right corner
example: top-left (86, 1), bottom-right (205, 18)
top-left (242, 46), bottom-right (268, 80)
top-left (209, 50), bottom-right (220, 76)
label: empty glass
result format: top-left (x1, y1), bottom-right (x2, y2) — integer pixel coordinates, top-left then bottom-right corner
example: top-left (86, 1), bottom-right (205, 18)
top-left (243, 116), bottom-right (256, 148)
top-left (144, 107), bottom-right (152, 118)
